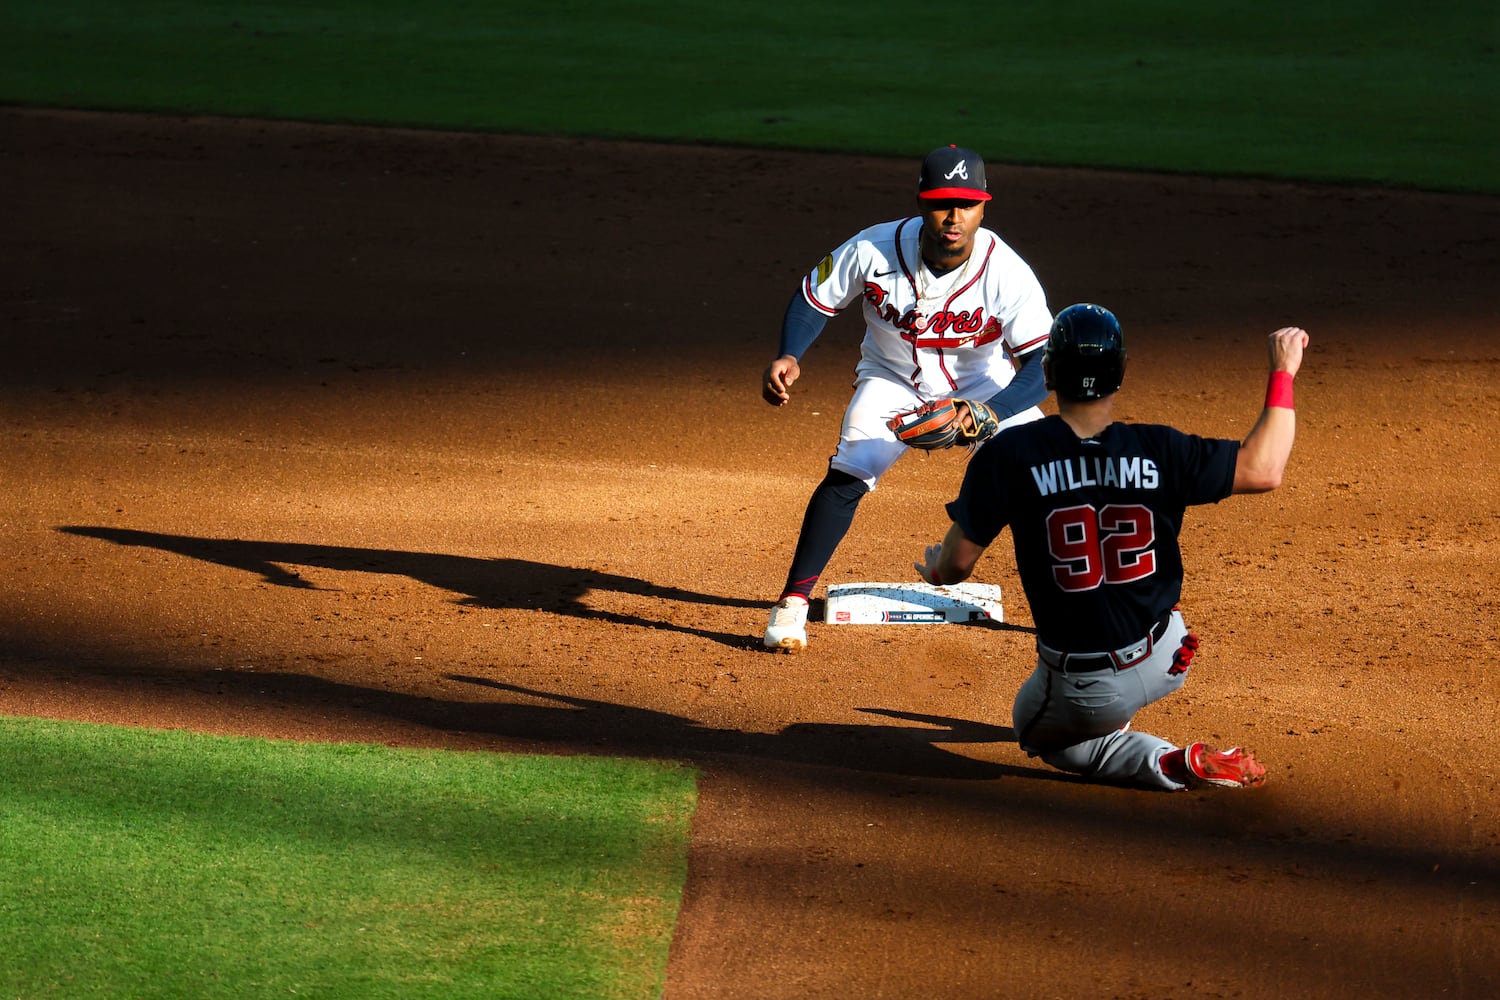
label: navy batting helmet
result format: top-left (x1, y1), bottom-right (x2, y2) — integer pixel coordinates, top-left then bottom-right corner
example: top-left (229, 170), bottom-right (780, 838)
top-left (1043, 304), bottom-right (1127, 401)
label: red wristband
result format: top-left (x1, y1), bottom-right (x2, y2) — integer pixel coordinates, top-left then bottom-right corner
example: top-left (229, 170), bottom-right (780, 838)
top-left (1265, 371), bottom-right (1294, 409)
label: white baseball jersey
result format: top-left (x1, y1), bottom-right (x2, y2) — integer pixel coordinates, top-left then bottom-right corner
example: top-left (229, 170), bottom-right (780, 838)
top-left (801, 217), bottom-right (1052, 399)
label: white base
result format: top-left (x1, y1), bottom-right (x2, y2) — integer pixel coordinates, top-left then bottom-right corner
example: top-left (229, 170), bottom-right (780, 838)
top-left (823, 582), bottom-right (1003, 625)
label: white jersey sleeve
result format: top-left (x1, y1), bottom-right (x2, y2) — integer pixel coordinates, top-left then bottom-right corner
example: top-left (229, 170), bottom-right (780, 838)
top-left (989, 239), bottom-right (1052, 360)
top-left (798, 221), bottom-right (902, 317)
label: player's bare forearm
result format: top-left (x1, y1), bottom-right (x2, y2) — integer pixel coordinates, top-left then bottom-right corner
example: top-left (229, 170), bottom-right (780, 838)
top-left (915, 522), bottom-right (986, 585)
top-left (762, 356), bottom-right (801, 406)
top-left (1233, 326), bottom-right (1309, 493)
top-left (1234, 409), bottom-right (1295, 492)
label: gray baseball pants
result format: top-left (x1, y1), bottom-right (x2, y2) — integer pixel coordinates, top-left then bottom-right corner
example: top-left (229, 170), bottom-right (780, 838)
top-left (1012, 609), bottom-right (1195, 791)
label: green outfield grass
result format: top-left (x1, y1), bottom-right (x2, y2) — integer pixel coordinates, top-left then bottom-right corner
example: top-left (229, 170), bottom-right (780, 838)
top-left (0, 718), bottom-right (695, 999)
top-left (1, 0), bottom-right (1495, 193)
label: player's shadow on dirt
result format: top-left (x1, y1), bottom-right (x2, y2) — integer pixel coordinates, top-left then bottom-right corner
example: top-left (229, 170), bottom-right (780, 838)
top-left (54, 526), bottom-right (1048, 779)
top-left (58, 526), bottom-right (760, 645)
top-left (446, 675), bottom-right (1030, 781)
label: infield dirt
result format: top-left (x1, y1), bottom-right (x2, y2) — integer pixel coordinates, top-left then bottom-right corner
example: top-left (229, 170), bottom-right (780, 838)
top-left (3, 107), bottom-right (1498, 998)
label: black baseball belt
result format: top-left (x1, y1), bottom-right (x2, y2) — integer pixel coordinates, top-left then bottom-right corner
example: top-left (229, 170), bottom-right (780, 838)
top-left (1037, 609), bottom-right (1175, 673)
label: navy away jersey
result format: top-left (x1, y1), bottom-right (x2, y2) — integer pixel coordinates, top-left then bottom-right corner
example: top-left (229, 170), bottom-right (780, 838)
top-left (948, 415), bottom-right (1238, 651)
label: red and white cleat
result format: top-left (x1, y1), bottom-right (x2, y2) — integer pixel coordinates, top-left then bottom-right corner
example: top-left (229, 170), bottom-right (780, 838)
top-left (1184, 742), bottom-right (1267, 788)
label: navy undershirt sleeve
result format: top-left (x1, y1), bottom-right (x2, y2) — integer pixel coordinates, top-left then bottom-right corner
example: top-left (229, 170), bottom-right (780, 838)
top-left (980, 349), bottom-right (1047, 419)
top-left (778, 291), bottom-right (829, 360)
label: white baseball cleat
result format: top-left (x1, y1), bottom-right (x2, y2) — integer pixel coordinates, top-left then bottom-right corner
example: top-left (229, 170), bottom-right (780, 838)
top-left (763, 597), bottom-right (809, 652)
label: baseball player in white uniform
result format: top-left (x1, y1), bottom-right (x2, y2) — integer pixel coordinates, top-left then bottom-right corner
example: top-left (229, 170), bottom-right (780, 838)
top-left (761, 145), bottom-right (1054, 651)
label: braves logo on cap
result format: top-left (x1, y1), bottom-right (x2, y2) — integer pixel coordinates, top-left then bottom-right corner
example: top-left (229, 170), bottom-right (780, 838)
top-left (918, 145), bottom-right (992, 202)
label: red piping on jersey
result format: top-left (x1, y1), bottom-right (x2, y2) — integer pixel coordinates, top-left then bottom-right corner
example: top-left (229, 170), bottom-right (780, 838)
top-left (899, 236), bottom-right (997, 347)
top-left (1011, 332), bottom-right (1049, 355)
top-left (924, 236), bottom-right (996, 389)
top-left (802, 273), bottom-right (840, 316)
top-left (904, 236), bottom-right (999, 389)
top-left (893, 218), bottom-right (920, 289)
top-left (942, 246), bottom-right (991, 303)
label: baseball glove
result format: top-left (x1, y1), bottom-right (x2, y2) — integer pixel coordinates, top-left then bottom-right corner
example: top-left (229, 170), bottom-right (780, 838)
top-left (886, 398), bottom-right (1001, 450)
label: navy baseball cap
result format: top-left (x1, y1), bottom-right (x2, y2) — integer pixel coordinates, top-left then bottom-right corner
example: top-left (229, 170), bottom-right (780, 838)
top-left (918, 145), bottom-right (991, 202)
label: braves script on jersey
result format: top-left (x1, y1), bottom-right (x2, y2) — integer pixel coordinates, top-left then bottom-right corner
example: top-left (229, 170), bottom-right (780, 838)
top-left (802, 218), bottom-right (1052, 396)
top-left (949, 416), bottom-right (1239, 651)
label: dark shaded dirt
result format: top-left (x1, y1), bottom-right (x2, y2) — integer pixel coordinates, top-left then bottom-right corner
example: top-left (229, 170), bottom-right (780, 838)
top-left (3, 107), bottom-right (1499, 998)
